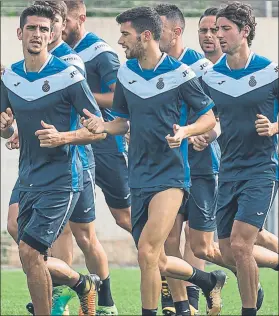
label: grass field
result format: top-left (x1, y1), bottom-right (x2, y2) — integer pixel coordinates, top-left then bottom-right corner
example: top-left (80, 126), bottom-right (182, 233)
top-left (1, 265), bottom-right (278, 315)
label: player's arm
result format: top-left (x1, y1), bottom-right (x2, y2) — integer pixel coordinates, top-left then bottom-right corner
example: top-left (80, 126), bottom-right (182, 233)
top-left (36, 79), bottom-right (106, 148)
top-left (90, 52), bottom-right (119, 109)
top-left (83, 79), bottom-right (129, 135)
top-left (1, 81), bottom-right (14, 138)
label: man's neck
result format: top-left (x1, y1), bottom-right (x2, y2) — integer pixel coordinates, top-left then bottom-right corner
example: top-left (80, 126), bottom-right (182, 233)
top-left (48, 37), bottom-right (62, 51)
top-left (168, 40), bottom-right (184, 60)
top-left (138, 45), bottom-right (163, 70)
top-left (205, 51), bottom-right (223, 64)
top-left (227, 44), bottom-right (251, 70)
top-left (72, 28), bottom-right (86, 48)
top-left (24, 50), bottom-right (49, 72)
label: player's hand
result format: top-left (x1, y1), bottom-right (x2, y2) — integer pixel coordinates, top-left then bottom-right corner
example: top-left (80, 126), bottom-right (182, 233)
top-left (82, 109), bottom-right (105, 134)
top-left (165, 124), bottom-right (186, 148)
top-left (255, 114), bottom-right (276, 137)
top-left (5, 129), bottom-right (20, 150)
top-left (192, 134), bottom-right (210, 151)
top-left (1, 108), bottom-right (14, 130)
top-left (35, 120), bottom-right (64, 148)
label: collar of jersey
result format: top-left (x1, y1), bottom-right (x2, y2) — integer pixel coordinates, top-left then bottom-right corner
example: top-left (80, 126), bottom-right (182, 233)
top-left (126, 53), bottom-right (181, 80)
top-left (178, 47), bottom-right (204, 66)
top-left (74, 32), bottom-right (104, 53)
top-left (11, 55), bottom-right (68, 82)
top-left (213, 52), bottom-right (271, 79)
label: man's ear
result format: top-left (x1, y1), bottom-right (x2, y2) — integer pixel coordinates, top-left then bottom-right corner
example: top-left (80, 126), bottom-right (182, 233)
top-left (17, 28), bottom-right (23, 40)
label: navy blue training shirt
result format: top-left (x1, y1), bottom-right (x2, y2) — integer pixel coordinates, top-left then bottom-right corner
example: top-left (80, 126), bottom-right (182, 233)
top-left (112, 53), bottom-right (214, 190)
top-left (50, 40), bottom-right (95, 170)
top-left (74, 32), bottom-right (126, 154)
top-left (179, 47), bottom-right (220, 176)
top-left (202, 52), bottom-right (278, 182)
top-left (1, 55), bottom-right (102, 192)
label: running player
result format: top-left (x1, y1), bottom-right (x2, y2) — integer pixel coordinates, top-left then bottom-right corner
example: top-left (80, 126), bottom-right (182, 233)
top-left (0, 5), bottom-right (102, 315)
top-left (4, 1), bottom-right (117, 315)
top-left (62, 0), bottom-right (132, 234)
top-left (202, 2), bottom-right (279, 315)
top-left (82, 6), bottom-right (227, 316)
top-left (154, 5), bottom-right (220, 315)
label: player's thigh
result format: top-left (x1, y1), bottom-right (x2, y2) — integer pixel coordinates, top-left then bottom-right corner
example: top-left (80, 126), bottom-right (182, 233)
top-left (189, 228), bottom-right (215, 252)
top-left (70, 168), bottom-right (96, 224)
top-left (188, 175), bottom-right (218, 232)
top-left (138, 188), bottom-right (185, 252)
top-left (19, 191), bottom-right (79, 251)
top-left (95, 152), bottom-right (131, 209)
top-left (235, 178), bottom-right (278, 230)
top-left (216, 181), bottom-right (238, 240)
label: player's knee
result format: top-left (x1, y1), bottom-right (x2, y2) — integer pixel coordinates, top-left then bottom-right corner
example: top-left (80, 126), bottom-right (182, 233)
top-left (18, 241), bottom-right (41, 270)
top-left (230, 237), bottom-right (252, 260)
top-left (138, 243), bottom-right (159, 270)
top-left (7, 216), bottom-right (17, 241)
top-left (191, 240), bottom-right (213, 261)
top-left (7, 204), bottom-right (18, 242)
top-left (158, 253), bottom-right (168, 275)
top-left (75, 233), bottom-right (92, 252)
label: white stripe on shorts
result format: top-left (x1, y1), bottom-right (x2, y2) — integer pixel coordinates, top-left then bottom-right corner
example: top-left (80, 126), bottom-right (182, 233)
top-left (87, 169), bottom-right (96, 202)
top-left (55, 192), bottom-right (74, 240)
top-left (262, 181), bottom-right (277, 228)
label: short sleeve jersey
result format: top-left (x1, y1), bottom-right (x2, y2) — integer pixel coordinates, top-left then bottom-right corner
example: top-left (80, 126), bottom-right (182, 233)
top-left (112, 53), bottom-right (214, 189)
top-left (179, 47), bottom-right (220, 176)
top-left (202, 52), bottom-right (278, 181)
top-left (74, 32), bottom-right (126, 154)
top-left (50, 41), bottom-right (95, 170)
top-left (1, 55), bottom-right (101, 192)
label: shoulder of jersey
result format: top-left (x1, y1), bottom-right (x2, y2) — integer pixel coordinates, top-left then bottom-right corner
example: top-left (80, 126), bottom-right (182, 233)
top-left (2, 56), bottom-right (84, 101)
top-left (75, 32), bottom-right (117, 63)
top-left (202, 53), bottom-right (278, 97)
top-left (117, 55), bottom-right (196, 99)
top-left (181, 48), bottom-right (212, 77)
top-left (53, 42), bottom-right (85, 72)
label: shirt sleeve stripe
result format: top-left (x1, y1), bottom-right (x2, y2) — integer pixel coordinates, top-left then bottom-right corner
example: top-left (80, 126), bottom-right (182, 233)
top-left (196, 102), bottom-right (215, 117)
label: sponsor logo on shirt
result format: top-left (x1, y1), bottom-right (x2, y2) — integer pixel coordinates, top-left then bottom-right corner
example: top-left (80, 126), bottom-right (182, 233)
top-left (14, 82), bottom-right (21, 87)
top-left (128, 80), bottom-right (137, 84)
top-left (70, 70), bottom-right (79, 78)
top-left (200, 62), bottom-right (209, 71)
top-left (95, 43), bottom-right (107, 51)
top-left (156, 77), bottom-right (164, 90)
top-left (218, 80), bottom-right (225, 85)
top-left (42, 80), bottom-right (50, 92)
top-left (182, 70), bottom-right (189, 77)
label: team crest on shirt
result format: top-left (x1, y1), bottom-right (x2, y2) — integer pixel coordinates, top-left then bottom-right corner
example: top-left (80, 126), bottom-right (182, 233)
top-left (42, 80), bottom-right (50, 92)
top-left (248, 76), bottom-right (257, 87)
top-left (156, 77), bottom-right (164, 90)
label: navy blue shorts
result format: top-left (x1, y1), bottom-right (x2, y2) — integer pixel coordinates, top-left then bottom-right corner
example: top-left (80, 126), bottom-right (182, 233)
top-left (70, 167), bottom-right (96, 223)
top-left (18, 190), bottom-right (80, 252)
top-left (217, 179), bottom-right (278, 239)
top-left (180, 175), bottom-right (218, 232)
top-left (95, 152), bottom-right (131, 209)
top-left (9, 178), bottom-right (20, 206)
top-left (131, 187), bottom-right (188, 247)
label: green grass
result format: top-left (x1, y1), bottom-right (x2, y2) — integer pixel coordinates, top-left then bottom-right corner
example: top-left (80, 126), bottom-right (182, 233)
top-left (1, 266), bottom-right (278, 315)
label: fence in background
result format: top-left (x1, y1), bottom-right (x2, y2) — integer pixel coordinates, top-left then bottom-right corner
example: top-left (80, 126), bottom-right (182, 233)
top-left (1, 0), bottom-right (278, 17)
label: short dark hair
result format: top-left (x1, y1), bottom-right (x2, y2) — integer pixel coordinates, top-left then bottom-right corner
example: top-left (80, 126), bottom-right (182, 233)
top-left (20, 4), bottom-right (55, 29)
top-left (33, 1), bottom-right (67, 22)
top-left (154, 4), bottom-right (185, 33)
top-left (65, 0), bottom-right (85, 13)
top-left (199, 7), bottom-right (218, 24)
top-left (216, 2), bottom-right (256, 46)
top-left (116, 7), bottom-right (162, 41)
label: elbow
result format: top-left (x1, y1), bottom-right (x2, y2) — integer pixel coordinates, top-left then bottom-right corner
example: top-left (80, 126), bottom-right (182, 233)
top-left (101, 133), bottom-right (107, 140)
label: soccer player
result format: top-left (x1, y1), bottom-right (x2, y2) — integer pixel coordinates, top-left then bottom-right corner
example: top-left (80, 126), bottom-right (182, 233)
top-left (1, 5), bottom-right (102, 315)
top-left (197, 6), bottom-right (279, 256)
top-left (82, 6), bottom-right (228, 316)
top-left (62, 0), bottom-right (132, 235)
top-left (154, 4), bottom-right (221, 315)
top-left (202, 2), bottom-right (279, 315)
top-left (5, 1), bottom-right (118, 315)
